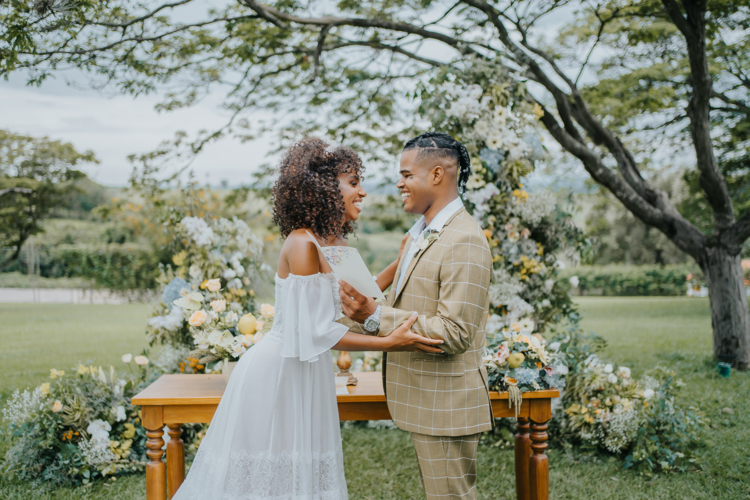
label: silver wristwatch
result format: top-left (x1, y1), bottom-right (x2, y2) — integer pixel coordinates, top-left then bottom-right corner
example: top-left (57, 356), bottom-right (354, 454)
top-left (363, 305), bottom-right (382, 333)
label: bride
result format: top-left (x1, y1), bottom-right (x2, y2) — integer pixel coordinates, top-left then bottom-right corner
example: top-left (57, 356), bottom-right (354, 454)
top-left (172, 138), bottom-right (444, 500)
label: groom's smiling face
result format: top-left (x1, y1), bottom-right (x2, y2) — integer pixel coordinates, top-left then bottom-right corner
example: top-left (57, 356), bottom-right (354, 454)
top-left (397, 148), bottom-right (433, 215)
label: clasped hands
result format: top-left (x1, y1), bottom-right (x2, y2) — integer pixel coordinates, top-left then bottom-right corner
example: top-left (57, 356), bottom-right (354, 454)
top-left (338, 280), bottom-right (443, 354)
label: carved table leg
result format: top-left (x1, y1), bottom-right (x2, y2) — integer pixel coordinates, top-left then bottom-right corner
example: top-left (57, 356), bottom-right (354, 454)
top-left (529, 399), bottom-right (551, 500)
top-left (143, 406), bottom-right (167, 500)
top-left (166, 424), bottom-right (185, 499)
top-left (514, 417), bottom-right (531, 500)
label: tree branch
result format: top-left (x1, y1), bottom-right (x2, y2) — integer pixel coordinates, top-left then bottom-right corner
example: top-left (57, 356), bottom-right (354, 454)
top-left (723, 209), bottom-right (750, 248)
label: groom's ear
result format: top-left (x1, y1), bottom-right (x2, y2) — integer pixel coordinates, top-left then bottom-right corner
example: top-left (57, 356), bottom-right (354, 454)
top-left (430, 165), bottom-right (446, 185)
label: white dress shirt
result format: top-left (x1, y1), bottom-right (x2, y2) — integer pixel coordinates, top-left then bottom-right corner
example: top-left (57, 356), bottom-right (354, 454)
top-left (395, 197), bottom-right (464, 293)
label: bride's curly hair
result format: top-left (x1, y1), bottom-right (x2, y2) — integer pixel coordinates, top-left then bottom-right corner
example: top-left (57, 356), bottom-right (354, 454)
top-left (272, 138), bottom-right (364, 240)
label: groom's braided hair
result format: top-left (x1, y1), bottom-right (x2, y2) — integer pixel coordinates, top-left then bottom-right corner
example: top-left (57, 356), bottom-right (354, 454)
top-left (403, 132), bottom-right (472, 196)
top-left (272, 137), bottom-right (364, 240)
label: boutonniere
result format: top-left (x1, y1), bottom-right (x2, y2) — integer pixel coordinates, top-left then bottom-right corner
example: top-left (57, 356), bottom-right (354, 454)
top-left (416, 228), bottom-right (440, 251)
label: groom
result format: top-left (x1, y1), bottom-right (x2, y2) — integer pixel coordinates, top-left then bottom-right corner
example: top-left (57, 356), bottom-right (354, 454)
top-left (339, 132), bottom-right (493, 499)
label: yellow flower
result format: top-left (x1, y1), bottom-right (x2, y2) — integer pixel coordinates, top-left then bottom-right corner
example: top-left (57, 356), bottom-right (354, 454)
top-left (122, 423), bottom-right (136, 439)
top-left (189, 310), bottom-right (208, 327)
top-left (38, 383), bottom-right (50, 396)
top-left (51, 400), bottom-right (63, 412)
top-left (238, 314), bottom-right (258, 336)
top-left (260, 303), bottom-right (275, 319)
top-left (511, 189), bottom-right (529, 202)
top-left (172, 250), bottom-right (188, 267)
top-left (533, 103), bottom-right (544, 120)
top-left (536, 242), bottom-right (544, 256)
top-left (206, 279), bottom-right (221, 292)
top-left (49, 369), bottom-right (65, 379)
top-left (77, 364), bottom-right (89, 375)
top-left (483, 229), bottom-right (493, 239)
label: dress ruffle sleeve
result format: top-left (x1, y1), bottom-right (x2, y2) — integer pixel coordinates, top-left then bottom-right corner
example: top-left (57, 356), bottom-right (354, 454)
top-left (278, 273), bottom-right (349, 362)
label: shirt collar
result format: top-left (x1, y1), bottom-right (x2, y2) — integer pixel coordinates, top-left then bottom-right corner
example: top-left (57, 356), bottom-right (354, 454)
top-left (407, 197), bottom-right (464, 239)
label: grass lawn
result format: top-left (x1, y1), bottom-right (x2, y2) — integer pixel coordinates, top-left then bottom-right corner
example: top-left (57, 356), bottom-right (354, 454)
top-left (1, 297), bottom-right (748, 499)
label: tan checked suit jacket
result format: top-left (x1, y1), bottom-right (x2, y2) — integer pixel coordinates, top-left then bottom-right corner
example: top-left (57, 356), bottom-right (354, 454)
top-left (348, 207), bottom-right (494, 437)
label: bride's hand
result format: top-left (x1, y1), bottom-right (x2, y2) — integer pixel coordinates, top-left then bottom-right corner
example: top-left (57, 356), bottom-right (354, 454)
top-left (384, 313), bottom-right (444, 353)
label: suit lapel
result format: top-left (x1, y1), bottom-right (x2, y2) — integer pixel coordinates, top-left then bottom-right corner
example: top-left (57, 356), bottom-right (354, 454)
top-left (387, 234), bottom-right (412, 306)
top-left (393, 207), bottom-right (466, 304)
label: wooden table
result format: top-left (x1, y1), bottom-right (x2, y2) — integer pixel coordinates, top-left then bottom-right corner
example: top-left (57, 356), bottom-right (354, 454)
top-left (132, 372), bottom-right (557, 500)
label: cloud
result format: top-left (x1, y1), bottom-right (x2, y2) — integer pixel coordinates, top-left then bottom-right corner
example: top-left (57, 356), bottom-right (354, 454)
top-left (0, 75), bottom-right (272, 187)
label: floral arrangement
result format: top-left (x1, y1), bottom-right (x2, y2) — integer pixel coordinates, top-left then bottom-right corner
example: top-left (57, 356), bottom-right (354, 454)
top-left (146, 216), bottom-right (267, 368)
top-left (562, 357), bottom-right (705, 472)
top-left (1, 359), bottom-right (155, 487)
top-left (417, 61), bottom-right (701, 472)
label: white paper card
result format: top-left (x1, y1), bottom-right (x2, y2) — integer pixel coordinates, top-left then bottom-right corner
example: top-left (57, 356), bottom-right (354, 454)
top-left (334, 377), bottom-right (349, 395)
top-left (306, 231), bottom-right (386, 301)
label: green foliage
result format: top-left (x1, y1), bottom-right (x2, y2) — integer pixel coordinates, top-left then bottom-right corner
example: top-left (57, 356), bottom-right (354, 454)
top-left (0, 130), bottom-right (98, 269)
top-left (624, 368), bottom-right (706, 474)
top-left (561, 264), bottom-right (702, 297)
top-left (2, 244), bottom-right (159, 291)
top-left (1, 363), bottom-right (154, 487)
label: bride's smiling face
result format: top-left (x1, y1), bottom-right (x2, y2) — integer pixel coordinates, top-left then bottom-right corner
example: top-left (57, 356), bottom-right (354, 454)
top-left (337, 171), bottom-right (366, 223)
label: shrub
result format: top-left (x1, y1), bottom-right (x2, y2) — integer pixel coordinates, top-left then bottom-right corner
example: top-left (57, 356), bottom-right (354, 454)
top-left (560, 265), bottom-right (703, 296)
top-left (2, 244), bottom-right (159, 291)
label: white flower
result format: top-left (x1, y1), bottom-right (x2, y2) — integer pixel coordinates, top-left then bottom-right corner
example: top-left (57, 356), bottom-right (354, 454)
top-left (544, 279), bottom-right (555, 292)
top-left (181, 217), bottom-right (217, 247)
top-left (121, 354), bottom-right (132, 363)
top-left (210, 300), bottom-right (226, 313)
top-left (134, 356), bottom-right (149, 366)
top-left (86, 419), bottom-right (112, 445)
top-left (555, 261), bottom-right (566, 270)
top-left (207, 330), bottom-right (224, 346)
top-left (555, 364), bottom-right (569, 375)
top-left (230, 340), bottom-right (246, 358)
top-left (643, 389), bottom-right (655, 400)
top-left (97, 366), bottom-right (107, 384)
top-left (223, 268), bottom-right (237, 280)
top-left (189, 264), bottom-right (203, 281)
top-left (548, 342), bottom-right (560, 352)
top-left (569, 276), bottom-right (579, 288)
top-left (233, 264), bottom-right (246, 277)
top-left (617, 366), bottom-right (631, 379)
top-left (226, 278), bottom-right (243, 290)
top-left (465, 173), bottom-right (486, 190)
top-left (607, 373), bottom-right (618, 384)
top-left (518, 318), bottom-right (535, 333)
top-left (603, 363), bottom-right (614, 373)
top-left (225, 311), bottom-right (239, 324)
top-left (541, 299), bottom-right (551, 307)
top-left (205, 279), bottom-right (221, 292)
top-left (116, 406), bottom-right (126, 422)
top-left (148, 307), bottom-right (184, 331)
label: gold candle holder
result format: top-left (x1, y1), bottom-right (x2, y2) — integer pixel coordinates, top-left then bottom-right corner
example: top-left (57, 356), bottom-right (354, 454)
top-left (336, 351), bottom-right (358, 386)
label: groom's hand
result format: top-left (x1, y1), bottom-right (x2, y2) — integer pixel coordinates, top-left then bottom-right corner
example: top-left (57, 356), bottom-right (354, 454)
top-left (339, 280), bottom-right (378, 323)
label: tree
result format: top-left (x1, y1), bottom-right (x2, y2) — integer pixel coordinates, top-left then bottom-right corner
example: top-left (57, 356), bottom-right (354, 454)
top-left (3, 0), bottom-right (748, 367)
top-left (0, 130), bottom-right (97, 269)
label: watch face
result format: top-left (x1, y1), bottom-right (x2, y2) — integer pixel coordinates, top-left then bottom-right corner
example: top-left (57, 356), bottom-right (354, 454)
top-left (365, 319), bottom-right (377, 330)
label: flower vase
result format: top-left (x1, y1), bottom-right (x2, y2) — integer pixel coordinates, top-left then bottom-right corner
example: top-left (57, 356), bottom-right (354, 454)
top-left (222, 359), bottom-right (238, 383)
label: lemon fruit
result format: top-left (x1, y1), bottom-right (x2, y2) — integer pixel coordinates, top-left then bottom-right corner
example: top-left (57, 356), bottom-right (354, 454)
top-left (238, 314), bottom-right (258, 336)
top-left (508, 353), bottom-right (525, 369)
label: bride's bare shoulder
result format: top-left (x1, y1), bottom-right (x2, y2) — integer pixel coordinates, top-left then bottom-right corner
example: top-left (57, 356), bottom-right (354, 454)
top-left (280, 230), bottom-right (320, 276)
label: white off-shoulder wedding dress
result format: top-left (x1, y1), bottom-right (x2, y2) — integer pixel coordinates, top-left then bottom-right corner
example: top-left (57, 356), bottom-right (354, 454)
top-left (172, 272), bottom-right (350, 500)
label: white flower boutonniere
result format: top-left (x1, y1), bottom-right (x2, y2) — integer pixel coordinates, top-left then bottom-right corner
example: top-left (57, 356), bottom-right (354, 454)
top-left (416, 229), bottom-right (440, 251)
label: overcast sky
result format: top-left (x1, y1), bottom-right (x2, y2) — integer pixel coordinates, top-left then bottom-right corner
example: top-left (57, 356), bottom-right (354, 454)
top-left (0, 3), bottom-right (579, 188)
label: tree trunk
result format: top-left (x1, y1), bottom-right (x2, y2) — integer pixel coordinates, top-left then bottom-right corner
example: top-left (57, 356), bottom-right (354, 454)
top-left (702, 247), bottom-right (750, 370)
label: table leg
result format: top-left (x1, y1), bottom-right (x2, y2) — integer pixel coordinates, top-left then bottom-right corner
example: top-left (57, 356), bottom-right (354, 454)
top-left (143, 406), bottom-right (167, 500)
top-left (167, 424), bottom-right (185, 499)
top-left (529, 402), bottom-right (550, 500)
top-left (514, 417), bottom-right (531, 500)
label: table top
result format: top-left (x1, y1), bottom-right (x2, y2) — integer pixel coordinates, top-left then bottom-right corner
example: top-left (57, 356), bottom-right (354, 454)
top-left (132, 372), bottom-right (559, 406)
